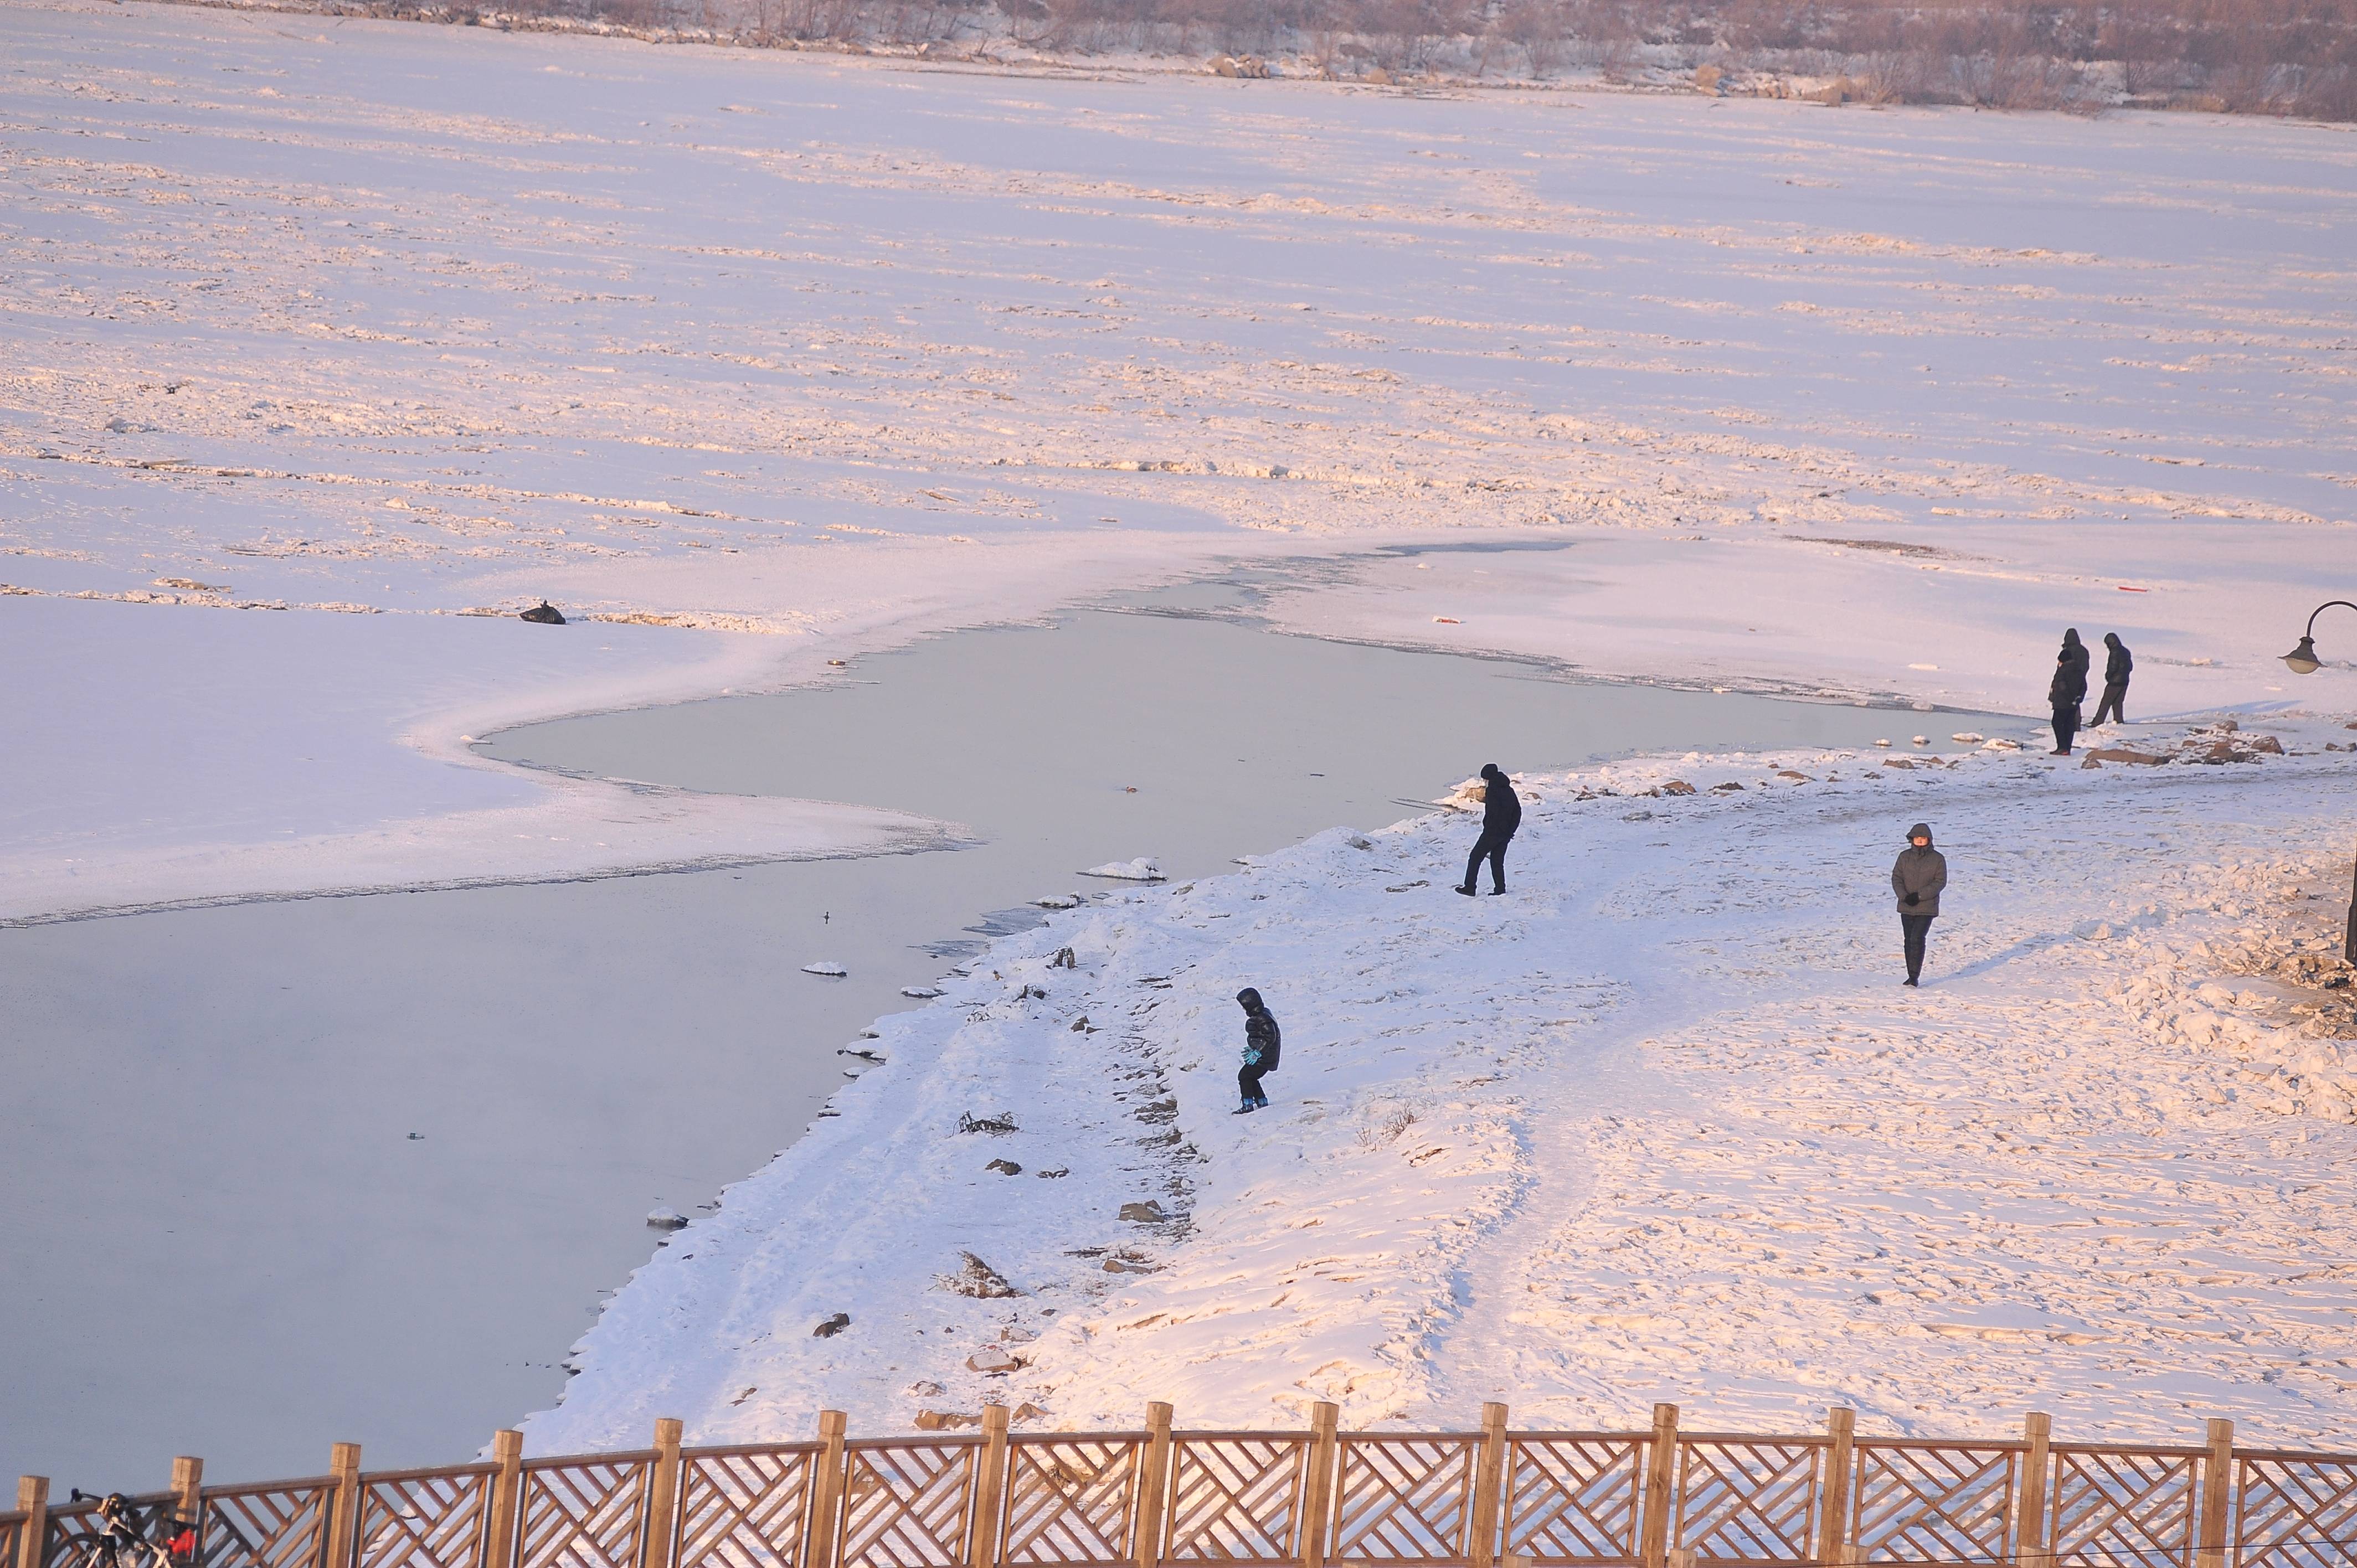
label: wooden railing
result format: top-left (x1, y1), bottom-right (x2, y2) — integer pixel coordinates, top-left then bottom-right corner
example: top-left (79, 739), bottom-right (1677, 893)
top-left (10, 1404), bottom-right (2356, 1568)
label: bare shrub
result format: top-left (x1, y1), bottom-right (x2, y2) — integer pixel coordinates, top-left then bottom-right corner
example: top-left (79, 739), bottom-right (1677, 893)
top-left (297, 0), bottom-right (2357, 123)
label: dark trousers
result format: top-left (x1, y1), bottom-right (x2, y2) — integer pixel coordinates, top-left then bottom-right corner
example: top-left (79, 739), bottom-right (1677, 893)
top-left (1463, 827), bottom-right (1513, 893)
top-left (1238, 1065), bottom-right (1267, 1107)
top-left (2051, 703), bottom-right (2080, 753)
top-left (2091, 683), bottom-right (2127, 725)
top-left (1901, 912), bottom-right (1934, 981)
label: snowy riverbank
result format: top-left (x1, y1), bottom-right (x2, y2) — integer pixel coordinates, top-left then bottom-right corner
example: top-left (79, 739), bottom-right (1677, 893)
top-left (524, 710), bottom-right (2357, 1452)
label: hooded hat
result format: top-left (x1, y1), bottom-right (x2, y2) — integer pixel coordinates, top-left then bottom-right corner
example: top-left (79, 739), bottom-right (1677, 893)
top-left (2062, 628), bottom-right (2083, 650)
top-left (2104, 632), bottom-right (2122, 647)
top-left (1906, 823), bottom-right (1934, 845)
top-left (1480, 764), bottom-right (1504, 782)
top-left (1236, 987), bottom-right (1264, 1012)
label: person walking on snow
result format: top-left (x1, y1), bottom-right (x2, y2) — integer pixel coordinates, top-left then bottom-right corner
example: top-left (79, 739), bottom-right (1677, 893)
top-left (1233, 987), bottom-right (1280, 1114)
top-left (1455, 764), bottom-right (1521, 896)
top-left (1891, 822), bottom-right (1947, 987)
top-left (2050, 629), bottom-right (2090, 755)
top-left (2090, 632), bottom-right (2133, 726)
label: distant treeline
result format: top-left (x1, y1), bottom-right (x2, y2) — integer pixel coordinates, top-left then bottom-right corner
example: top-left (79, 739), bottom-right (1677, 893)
top-left (249, 0), bottom-right (2357, 119)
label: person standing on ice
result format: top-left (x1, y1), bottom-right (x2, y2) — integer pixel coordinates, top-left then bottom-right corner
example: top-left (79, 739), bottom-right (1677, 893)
top-left (1891, 823), bottom-right (1947, 987)
top-left (1233, 988), bottom-right (1280, 1114)
top-left (2089, 632), bottom-right (2133, 727)
top-left (2049, 629), bottom-right (2090, 755)
top-left (1455, 763), bottom-right (1521, 896)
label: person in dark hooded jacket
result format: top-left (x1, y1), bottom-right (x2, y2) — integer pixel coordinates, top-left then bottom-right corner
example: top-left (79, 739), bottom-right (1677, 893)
top-left (2089, 632), bottom-right (2132, 726)
top-left (1455, 764), bottom-right (1522, 896)
top-left (2049, 629), bottom-right (2090, 755)
top-left (1233, 987), bottom-right (1280, 1113)
top-left (1890, 822), bottom-right (1947, 987)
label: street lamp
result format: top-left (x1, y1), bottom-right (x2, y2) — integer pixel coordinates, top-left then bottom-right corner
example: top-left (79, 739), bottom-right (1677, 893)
top-left (2282, 599), bottom-right (2356, 674)
top-left (2283, 600), bottom-right (2357, 964)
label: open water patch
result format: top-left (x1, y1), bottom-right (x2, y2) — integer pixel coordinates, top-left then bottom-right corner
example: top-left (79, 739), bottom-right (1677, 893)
top-left (1, 602), bottom-right (1996, 1490)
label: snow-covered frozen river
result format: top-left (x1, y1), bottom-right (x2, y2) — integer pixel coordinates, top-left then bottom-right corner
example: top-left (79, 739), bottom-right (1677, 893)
top-left (1, 592), bottom-right (1993, 1488)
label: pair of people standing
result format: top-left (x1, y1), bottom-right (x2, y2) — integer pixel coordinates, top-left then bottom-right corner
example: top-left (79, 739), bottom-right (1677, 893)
top-left (2049, 628), bottom-right (2133, 754)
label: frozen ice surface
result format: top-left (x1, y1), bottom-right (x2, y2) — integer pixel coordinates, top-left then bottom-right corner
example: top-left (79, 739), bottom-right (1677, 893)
top-left (3, 1), bottom-right (2353, 924)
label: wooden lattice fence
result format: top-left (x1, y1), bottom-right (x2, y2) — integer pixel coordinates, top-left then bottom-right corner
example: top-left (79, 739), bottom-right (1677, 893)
top-left (11, 1404), bottom-right (2356, 1568)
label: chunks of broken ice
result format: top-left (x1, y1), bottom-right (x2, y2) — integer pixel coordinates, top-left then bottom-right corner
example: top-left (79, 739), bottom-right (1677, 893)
top-left (802, 960), bottom-right (848, 977)
top-left (647, 1207), bottom-right (689, 1230)
top-left (1081, 857), bottom-right (1163, 881)
top-left (902, 985), bottom-right (945, 998)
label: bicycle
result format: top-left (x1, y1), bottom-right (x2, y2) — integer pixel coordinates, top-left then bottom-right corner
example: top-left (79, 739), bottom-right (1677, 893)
top-left (65, 1491), bottom-right (197, 1568)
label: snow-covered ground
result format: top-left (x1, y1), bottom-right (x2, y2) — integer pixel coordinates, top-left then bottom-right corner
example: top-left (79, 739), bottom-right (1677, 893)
top-left (4, 0), bottom-right (2353, 920)
top-left (528, 715), bottom-right (2357, 1451)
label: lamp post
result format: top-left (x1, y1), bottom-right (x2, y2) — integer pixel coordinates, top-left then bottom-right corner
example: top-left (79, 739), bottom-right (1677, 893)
top-left (2280, 599), bottom-right (2356, 675)
top-left (2280, 599), bottom-right (2356, 962)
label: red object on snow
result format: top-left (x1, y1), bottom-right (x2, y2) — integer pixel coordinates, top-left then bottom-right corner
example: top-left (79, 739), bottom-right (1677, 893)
top-left (2117, 585), bottom-right (2149, 592)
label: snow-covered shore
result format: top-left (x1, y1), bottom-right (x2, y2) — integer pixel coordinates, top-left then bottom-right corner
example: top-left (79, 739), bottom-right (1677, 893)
top-left (526, 711), bottom-right (2357, 1451)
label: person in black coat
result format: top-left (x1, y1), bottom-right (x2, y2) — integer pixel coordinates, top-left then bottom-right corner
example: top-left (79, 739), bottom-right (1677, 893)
top-left (1455, 763), bottom-right (1521, 896)
top-left (2090, 633), bottom-right (2132, 726)
top-left (1890, 822), bottom-right (1948, 987)
top-left (1233, 988), bottom-right (1280, 1113)
top-left (2050, 629), bottom-right (2090, 755)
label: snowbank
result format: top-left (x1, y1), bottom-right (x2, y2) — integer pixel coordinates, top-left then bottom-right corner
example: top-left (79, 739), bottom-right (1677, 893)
top-left (526, 711), bottom-right (2357, 1451)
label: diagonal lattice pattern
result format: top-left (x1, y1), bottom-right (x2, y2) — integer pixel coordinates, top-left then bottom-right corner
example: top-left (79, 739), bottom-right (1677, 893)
top-left (675, 1450), bottom-right (818, 1568)
top-left (356, 1470), bottom-right (493, 1568)
top-left (2052, 1450), bottom-right (2196, 1568)
top-left (518, 1461), bottom-right (647, 1568)
top-left (837, 1443), bottom-right (975, 1568)
top-left (1163, 1437), bottom-right (1309, 1563)
top-left (1676, 1441), bottom-right (1824, 1564)
top-left (1852, 1444), bottom-right (2018, 1564)
top-left (999, 1438), bottom-right (1141, 1566)
top-left (203, 1486), bottom-right (333, 1568)
top-left (2235, 1457), bottom-right (2357, 1568)
top-left (1327, 1436), bottom-right (1477, 1564)
top-left (1502, 1437), bottom-right (1646, 1566)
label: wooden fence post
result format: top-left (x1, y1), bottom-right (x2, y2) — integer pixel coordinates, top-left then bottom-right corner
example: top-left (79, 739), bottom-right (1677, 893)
top-left (484, 1432), bottom-right (524, 1568)
top-left (2197, 1420), bottom-right (2234, 1568)
top-left (1640, 1404), bottom-right (1680, 1568)
top-left (801, 1411), bottom-right (848, 1568)
top-left (640, 1421), bottom-right (683, 1568)
top-left (966, 1406), bottom-right (1009, 1568)
top-left (1668, 1550), bottom-right (1696, 1568)
top-left (16, 1478), bottom-right (49, 1568)
top-left (1816, 1409), bottom-right (1855, 1568)
top-left (1470, 1403), bottom-right (1509, 1568)
top-left (325, 1444), bottom-right (362, 1568)
top-left (1299, 1404), bottom-right (1340, 1568)
top-left (2014, 1414), bottom-right (2052, 1568)
top-left (169, 1459), bottom-right (203, 1531)
top-left (1133, 1404), bottom-right (1172, 1568)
